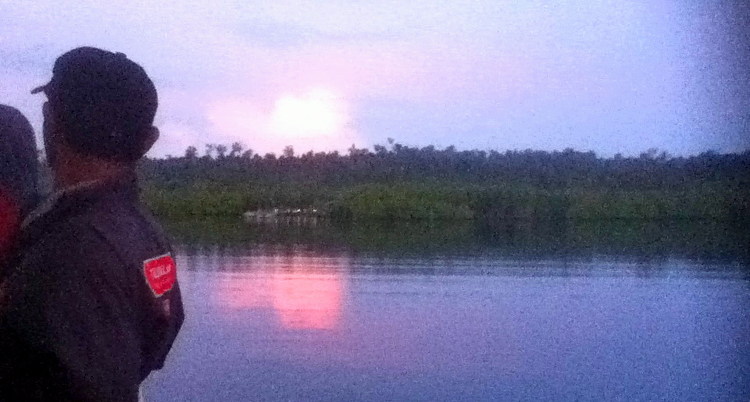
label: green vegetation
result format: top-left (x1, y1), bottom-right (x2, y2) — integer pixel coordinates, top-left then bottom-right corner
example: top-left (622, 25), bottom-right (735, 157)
top-left (139, 142), bottom-right (750, 224)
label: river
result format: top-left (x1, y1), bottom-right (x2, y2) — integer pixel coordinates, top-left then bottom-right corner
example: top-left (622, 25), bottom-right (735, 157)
top-left (143, 220), bottom-right (749, 401)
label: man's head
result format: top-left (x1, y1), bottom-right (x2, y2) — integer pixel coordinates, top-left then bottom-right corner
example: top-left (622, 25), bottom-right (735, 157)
top-left (33, 47), bottom-right (159, 166)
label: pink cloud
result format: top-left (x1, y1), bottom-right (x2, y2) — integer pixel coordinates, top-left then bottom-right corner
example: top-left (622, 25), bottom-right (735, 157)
top-left (205, 91), bottom-right (361, 155)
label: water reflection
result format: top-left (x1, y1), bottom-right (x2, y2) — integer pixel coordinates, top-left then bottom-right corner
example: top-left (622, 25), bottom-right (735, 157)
top-left (164, 218), bottom-right (750, 265)
top-left (273, 270), bottom-right (343, 329)
top-left (211, 254), bottom-right (347, 330)
top-left (146, 234), bottom-right (750, 401)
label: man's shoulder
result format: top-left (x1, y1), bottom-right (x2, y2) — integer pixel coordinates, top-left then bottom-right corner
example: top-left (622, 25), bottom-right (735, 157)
top-left (25, 196), bottom-right (169, 264)
top-left (85, 197), bottom-right (173, 268)
top-left (24, 215), bottom-right (98, 254)
top-left (19, 216), bottom-right (115, 276)
top-left (9, 217), bottom-right (120, 308)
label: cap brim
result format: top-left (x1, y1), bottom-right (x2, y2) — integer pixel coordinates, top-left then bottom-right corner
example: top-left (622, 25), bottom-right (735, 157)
top-left (30, 84), bottom-right (47, 95)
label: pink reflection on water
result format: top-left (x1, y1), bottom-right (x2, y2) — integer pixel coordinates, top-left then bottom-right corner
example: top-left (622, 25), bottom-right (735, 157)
top-left (215, 253), bottom-right (347, 330)
top-left (272, 271), bottom-right (343, 329)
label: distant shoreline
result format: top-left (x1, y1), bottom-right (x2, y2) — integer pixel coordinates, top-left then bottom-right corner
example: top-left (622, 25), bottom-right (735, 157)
top-left (139, 145), bottom-right (749, 222)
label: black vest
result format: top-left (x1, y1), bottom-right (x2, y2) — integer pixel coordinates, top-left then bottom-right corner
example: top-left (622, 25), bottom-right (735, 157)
top-left (0, 174), bottom-right (184, 402)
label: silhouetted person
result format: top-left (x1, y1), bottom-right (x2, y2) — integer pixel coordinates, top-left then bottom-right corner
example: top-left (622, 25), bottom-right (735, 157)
top-left (0, 47), bottom-right (184, 401)
top-left (0, 105), bottom-right (38, 266)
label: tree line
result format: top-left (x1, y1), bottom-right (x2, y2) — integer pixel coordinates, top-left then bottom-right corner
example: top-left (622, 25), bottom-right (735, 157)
top-left (139, 141), bottom-right (750, 223)
top-left (143, 140), bottom-right (749, 190)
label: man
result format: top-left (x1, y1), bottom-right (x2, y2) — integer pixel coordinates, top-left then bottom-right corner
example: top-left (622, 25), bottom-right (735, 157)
top-left (0, 47), bottom-right (184, 401)
top-left (0, 104), bottom-right (38, 265)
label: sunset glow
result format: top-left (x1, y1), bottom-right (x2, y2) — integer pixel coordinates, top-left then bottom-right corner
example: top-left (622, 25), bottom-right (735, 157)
top-left (204, 88), bottom-right (356, 155)
top-left (4, 1), bottom-right (749, 157)
top-left (272, 272), bottom-right (343, 330)
top-left (216, 255), bottom-right (346, 330)
top-left (269, 89), bottom-right (346, 140)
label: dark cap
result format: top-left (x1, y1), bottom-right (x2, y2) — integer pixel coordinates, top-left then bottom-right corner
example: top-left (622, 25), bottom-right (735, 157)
top-left (32, 47), bottom-right (158, 161)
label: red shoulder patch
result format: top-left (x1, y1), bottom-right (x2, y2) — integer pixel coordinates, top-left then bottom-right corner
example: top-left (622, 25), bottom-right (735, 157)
top-left (143, 254), bottom-right (177, 297)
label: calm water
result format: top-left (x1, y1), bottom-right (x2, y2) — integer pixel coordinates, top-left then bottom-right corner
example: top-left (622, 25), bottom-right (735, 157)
top-left (143, 221), bottom-right (750, 401)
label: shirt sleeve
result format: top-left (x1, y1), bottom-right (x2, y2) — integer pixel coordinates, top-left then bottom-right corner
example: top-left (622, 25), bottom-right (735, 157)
top-left (1, 222), bottom-right (142, 402)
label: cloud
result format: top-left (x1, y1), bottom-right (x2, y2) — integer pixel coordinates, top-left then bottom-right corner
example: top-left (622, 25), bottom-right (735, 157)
top-left (205, 89), bottom-right (360, 155)
top-left (1, 1), bottom-right (747, 157)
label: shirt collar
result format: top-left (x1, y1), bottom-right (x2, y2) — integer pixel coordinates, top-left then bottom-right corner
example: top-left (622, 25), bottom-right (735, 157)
top-left (20, 179), bottom-right (102, 230)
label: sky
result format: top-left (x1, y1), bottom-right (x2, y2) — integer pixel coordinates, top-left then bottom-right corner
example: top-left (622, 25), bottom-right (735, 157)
top-left (1, 0), bottom-right (748, 158)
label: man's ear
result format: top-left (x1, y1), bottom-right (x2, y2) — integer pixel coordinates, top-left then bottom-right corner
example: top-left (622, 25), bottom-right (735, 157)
top-left (139, 126), bottom-right (159, 156)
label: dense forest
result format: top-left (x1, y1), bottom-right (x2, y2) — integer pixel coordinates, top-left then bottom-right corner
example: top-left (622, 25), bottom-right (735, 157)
top-left (139, 141), bottom-right (750, 224)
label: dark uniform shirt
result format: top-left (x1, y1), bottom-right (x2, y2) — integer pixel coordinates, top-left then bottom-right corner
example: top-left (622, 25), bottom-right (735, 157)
top-left (0, 173), bottom-right (184, 401)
